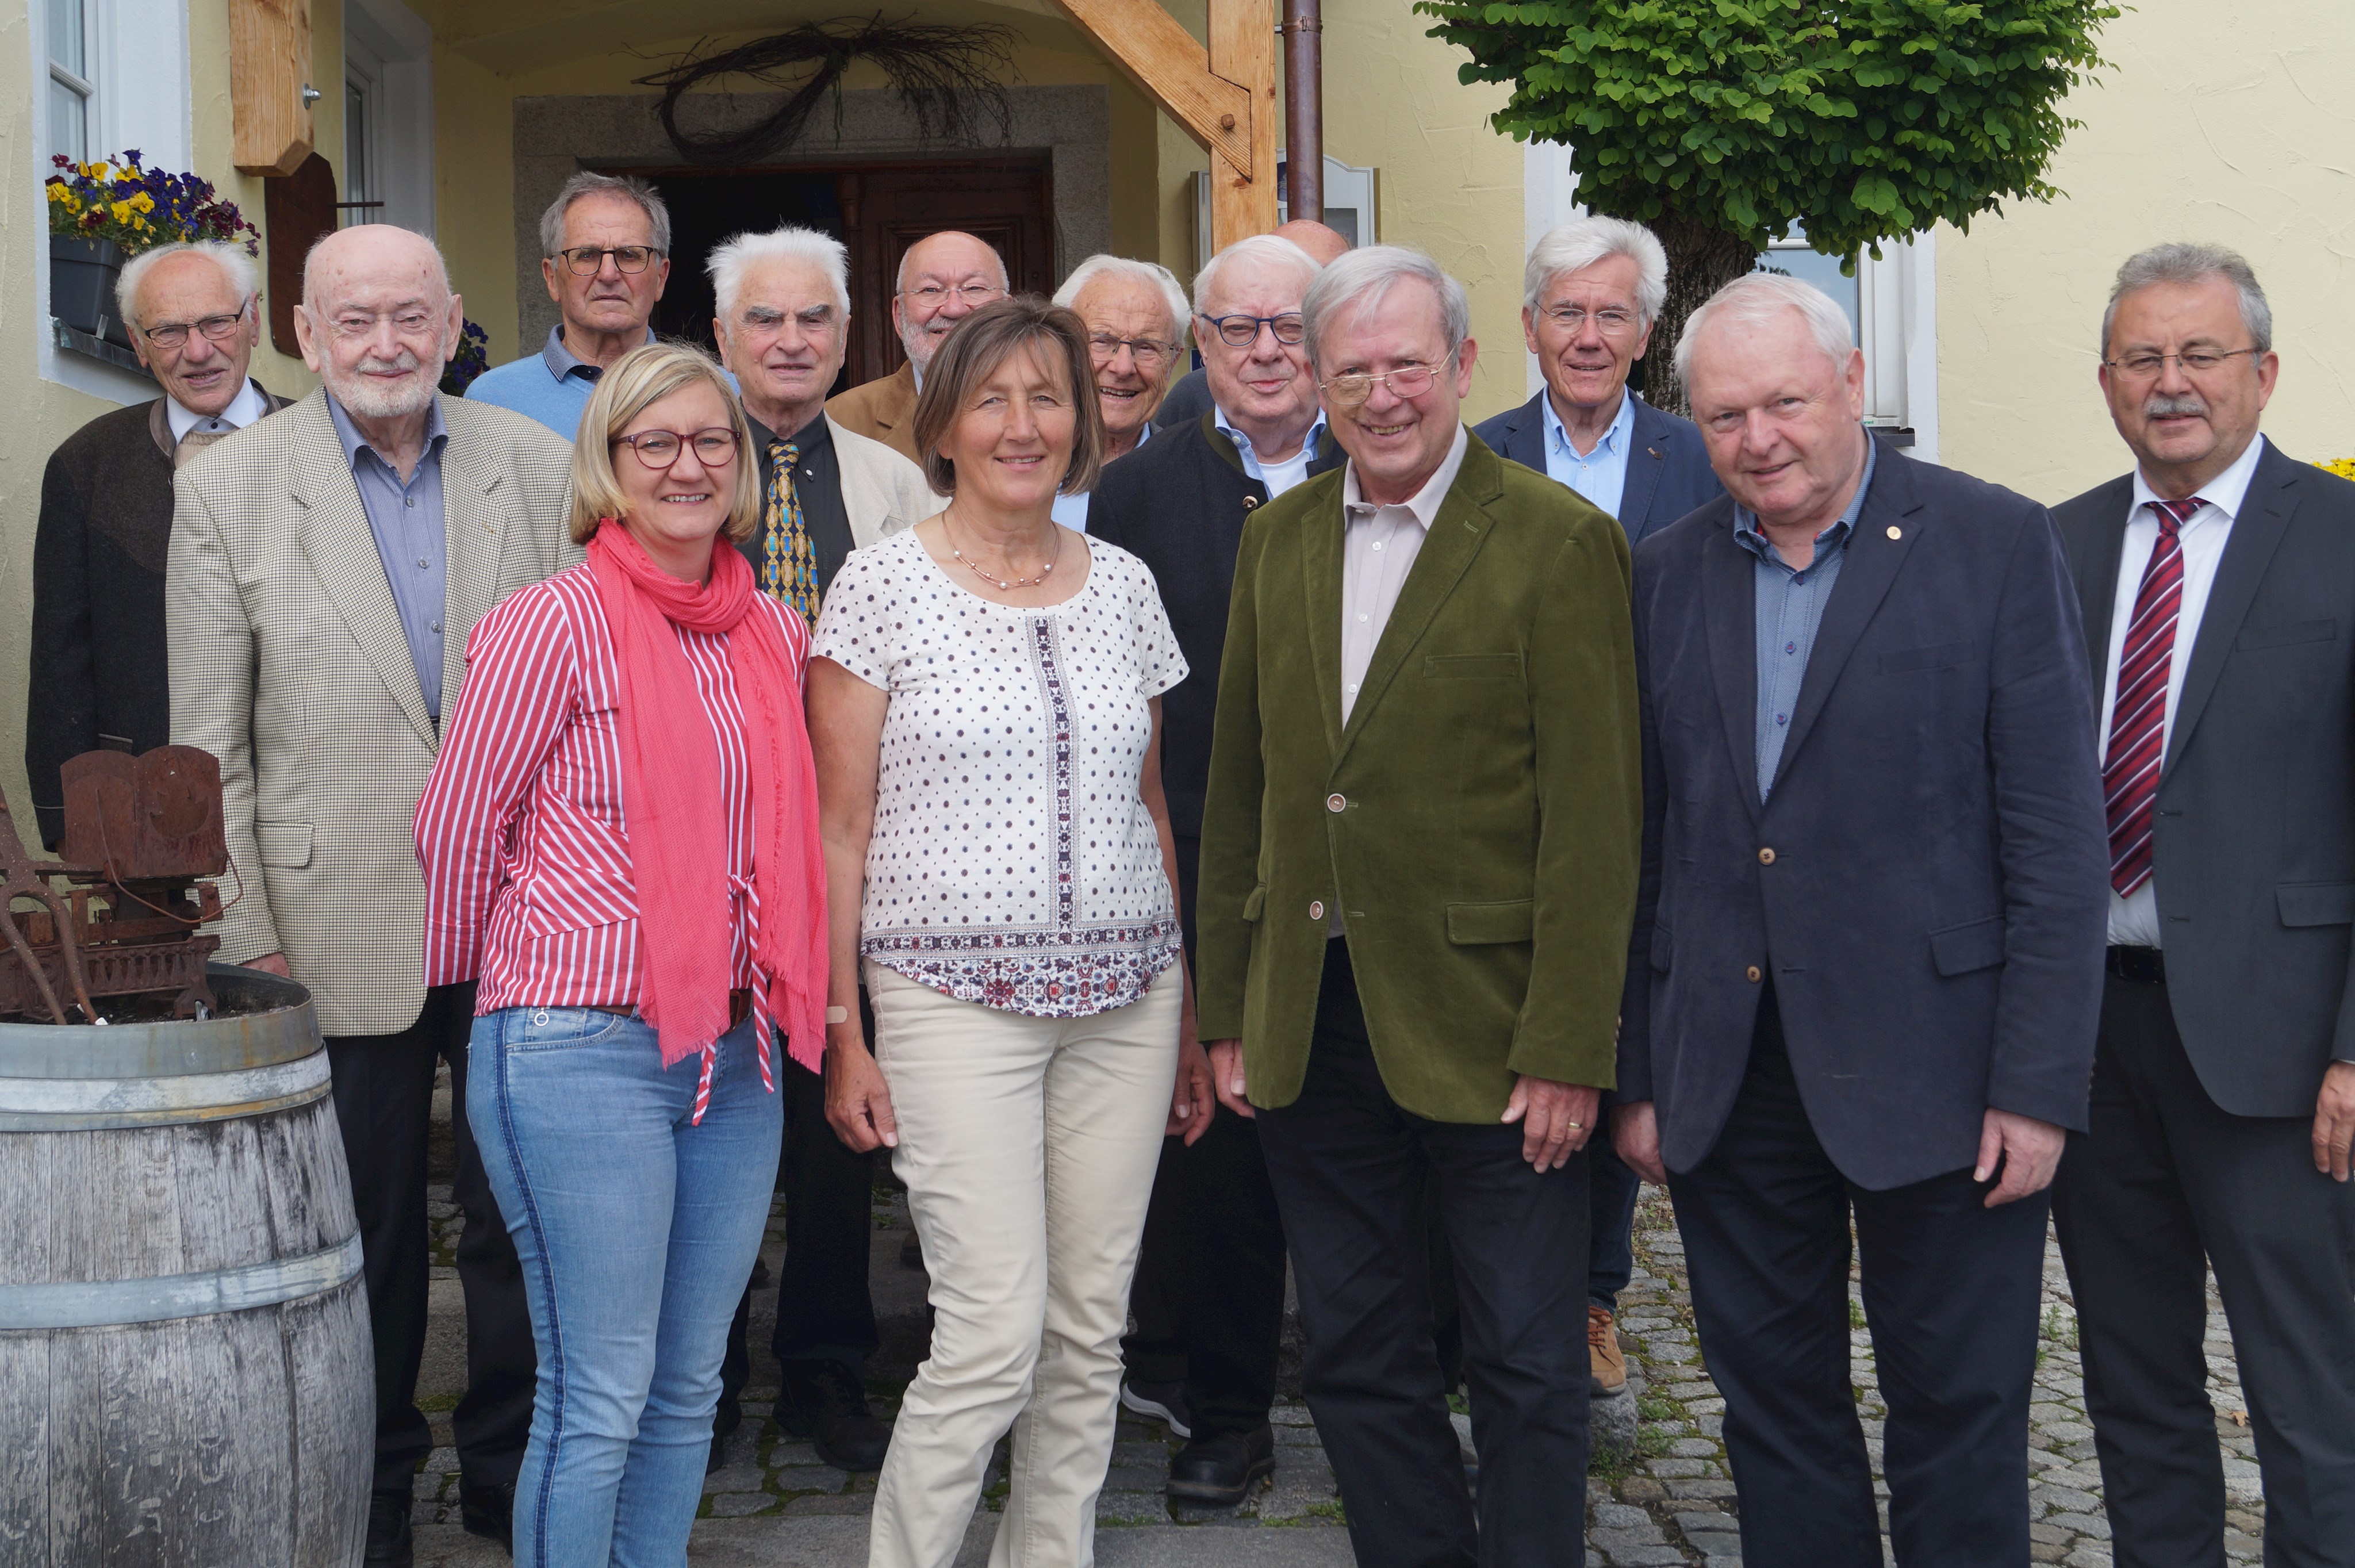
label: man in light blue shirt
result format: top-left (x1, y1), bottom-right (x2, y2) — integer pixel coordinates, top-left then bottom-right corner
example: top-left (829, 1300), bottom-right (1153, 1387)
top-left (327, 393), bottom-right (451, 717)
top-left (1543, 374), bottom-right (1635, 519)
top-left (467, 172), bottom-right (670, 439)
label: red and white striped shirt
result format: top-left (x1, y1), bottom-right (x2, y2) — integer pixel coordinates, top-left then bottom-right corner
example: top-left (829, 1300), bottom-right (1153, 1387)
top-left (415, 562), bottom-right (809, 1111)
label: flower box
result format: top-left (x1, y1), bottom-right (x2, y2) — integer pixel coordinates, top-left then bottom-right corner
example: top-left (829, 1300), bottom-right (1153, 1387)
top-left (50, 235), bottom-right (132, 348)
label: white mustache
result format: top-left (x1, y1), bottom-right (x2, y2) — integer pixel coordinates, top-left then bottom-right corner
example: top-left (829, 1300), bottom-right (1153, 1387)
top-left (357, 351), bottom-right (423, 377)
top-left (2143, 393), bottom-right (2208, 419)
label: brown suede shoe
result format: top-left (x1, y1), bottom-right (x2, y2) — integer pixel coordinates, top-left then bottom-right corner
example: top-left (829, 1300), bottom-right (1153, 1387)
top-left (1588, 1304), bottom-right (1628, 1396)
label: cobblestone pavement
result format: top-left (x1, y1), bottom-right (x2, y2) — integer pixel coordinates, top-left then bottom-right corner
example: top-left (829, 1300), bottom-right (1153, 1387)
top-left (410, 1171), bottom-right (2266, 1565)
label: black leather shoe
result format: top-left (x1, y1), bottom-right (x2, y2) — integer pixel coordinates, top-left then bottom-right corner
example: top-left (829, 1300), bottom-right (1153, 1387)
top-left (708, 1394), bottom-right (743, 1474)
top-left (1166, 1425), bottom-right (1276, 1506)
top-left (365, 1492), bottom-right (413, 1567)
top-left (459, 1478), bottom-right (516, 1556)
top-left (775, 1360), bottom-right (892, 1472)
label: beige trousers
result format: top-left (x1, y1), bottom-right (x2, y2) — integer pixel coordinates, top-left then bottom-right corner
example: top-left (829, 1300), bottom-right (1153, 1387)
top-left (863, 960), bottom-right (1182, 1568)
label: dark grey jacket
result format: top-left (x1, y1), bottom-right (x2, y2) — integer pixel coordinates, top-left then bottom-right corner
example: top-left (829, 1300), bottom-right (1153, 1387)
top-left (2054, 439), bottom-right (2355, 1115)
top-left (1619, 439), bottom-right (2110, 1189)
top-left (1473, 390), bottom-right (1723, 546)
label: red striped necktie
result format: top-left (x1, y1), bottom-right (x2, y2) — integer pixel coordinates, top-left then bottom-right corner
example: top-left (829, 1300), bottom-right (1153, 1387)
top-left (2104, 496), bottom-right (2204, 896)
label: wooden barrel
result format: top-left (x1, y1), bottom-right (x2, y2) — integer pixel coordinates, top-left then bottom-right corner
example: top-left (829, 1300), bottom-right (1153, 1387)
top-left (0, 965), bottom-right (372, 1566)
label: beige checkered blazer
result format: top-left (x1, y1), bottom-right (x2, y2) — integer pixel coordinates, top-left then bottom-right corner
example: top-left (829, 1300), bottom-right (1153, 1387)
top-left (168, 390), bottom-right (580, 1037)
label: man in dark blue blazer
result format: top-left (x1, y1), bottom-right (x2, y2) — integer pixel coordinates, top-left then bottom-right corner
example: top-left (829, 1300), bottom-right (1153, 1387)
top-left (1470, 216), bottom-right (1723, 1398)
top-left (1613, 274), bottom-right (2109, 1567)
top-left (1472, 216), bottom-right (1721, 553)
top-left (2050, 243), bottom-right (2355, 1568)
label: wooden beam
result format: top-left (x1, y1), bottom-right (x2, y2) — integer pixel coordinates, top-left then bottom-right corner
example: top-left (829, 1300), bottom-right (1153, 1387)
top-left (1049, 0), bottom-right (1279, 250)
top-left (231, 0), bottom-right (315, 176)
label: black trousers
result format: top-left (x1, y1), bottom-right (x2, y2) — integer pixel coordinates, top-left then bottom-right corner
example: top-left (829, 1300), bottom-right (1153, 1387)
top-left (1257, 940), bottom-right (1591, 1568)
top-left (325, 983), bottom-right (534, 1496)
top-left (719, 1044), bottom-right (882, 1406)
top-left (1666, 986), bottom-right (2047, 1568)
top-left (2053, 970), bottom-right (2355, 1568)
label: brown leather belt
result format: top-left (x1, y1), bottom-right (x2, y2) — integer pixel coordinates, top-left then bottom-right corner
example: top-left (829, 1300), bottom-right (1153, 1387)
top-left (584, 988), bottom-right (754, 1027)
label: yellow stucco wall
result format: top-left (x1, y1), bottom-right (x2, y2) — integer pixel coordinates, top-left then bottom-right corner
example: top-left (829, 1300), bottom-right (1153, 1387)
top-left (1935, 2), bottom-right (2355, 504)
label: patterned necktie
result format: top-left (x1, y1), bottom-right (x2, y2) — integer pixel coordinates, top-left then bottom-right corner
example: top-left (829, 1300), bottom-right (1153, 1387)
top-left (761, 440), bottom-right (819, 628)
top-left (2103, 496), bottom-right (2203, 896)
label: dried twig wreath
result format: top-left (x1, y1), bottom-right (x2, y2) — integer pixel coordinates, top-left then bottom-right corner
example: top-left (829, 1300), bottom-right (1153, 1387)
top-left (633, 14), bottom-right (1019, 165)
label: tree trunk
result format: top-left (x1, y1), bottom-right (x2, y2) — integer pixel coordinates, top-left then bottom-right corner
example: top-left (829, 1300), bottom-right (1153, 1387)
top-left (1643, 218), bottom-right (1761, 420)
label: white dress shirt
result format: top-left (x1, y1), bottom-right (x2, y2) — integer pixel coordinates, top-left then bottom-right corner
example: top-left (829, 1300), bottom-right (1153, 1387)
top-left (2099, 432), bottom-right (2268, 946)
top-left (1340, 423), bottom-right (1470, 724)
top-left (166, 377), bottom-right (268, 442)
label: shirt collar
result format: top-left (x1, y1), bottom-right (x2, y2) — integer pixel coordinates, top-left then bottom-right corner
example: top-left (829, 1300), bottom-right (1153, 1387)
top-left (2129, 432), bottom-right (2266, 526)
top-left (1733, 430), bottom-right (1879, 565)
top-left (1211, 405), bottom-right (1326, 466)
top-left (1343, 421), bottom-right (1471, 531)
top-left (166, 377), bottom-right (266, 442)
top-left (540, 323), bottom-right (655, 384)
top-left (747, 409), bottom-right (833, 457)
top-left (1543, 388), bottom-right (1635, 463)
top-left (327, 391), bottom-right (448, 475)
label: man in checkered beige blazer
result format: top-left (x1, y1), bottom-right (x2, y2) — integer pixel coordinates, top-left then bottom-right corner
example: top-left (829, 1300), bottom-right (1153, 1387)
top-left (168, 224), bottom-right (577, 1566)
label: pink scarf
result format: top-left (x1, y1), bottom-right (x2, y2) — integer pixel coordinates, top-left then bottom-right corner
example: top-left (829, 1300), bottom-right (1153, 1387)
top-left (588, 521), bottom-right (829, 1074)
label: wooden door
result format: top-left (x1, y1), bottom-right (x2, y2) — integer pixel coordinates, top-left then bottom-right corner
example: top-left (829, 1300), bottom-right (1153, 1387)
top-left (839, 158), bottom-right (1054, 386)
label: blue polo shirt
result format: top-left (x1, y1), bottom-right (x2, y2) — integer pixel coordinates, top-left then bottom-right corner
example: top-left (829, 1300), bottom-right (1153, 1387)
top-left (465, 324), bottom-right (655, 441)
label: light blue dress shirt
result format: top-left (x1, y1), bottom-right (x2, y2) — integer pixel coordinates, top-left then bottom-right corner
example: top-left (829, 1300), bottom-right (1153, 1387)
top-left (1049, 421), bottom-right (1156, 531)
top-left (1214, 405), bottom-right (1326, 499)
top-left (1735, 436), bottom-right (1878, 801)
top-left (328, 394), bottom-right (450, 719)
top-left (1541, 390), bottom-right (1636, 521)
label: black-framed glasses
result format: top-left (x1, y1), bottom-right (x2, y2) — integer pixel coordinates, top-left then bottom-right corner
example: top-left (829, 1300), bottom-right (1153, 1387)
top-left (2101, 348), bottom-right (2261, 379)
top-left (138, 297), bottom-right (253, 351)
top-left (1199, 312), bottom-right (1305, 348)
top-left (1537, 305), bottom-right (1642, 336)
top-left (1320, 350), bottom-right (1458, 410)
top-left (899, 282), bottom-right (1005, 309)
top-left (556, 245), bottom-right (662, 276)
top-left (612, 427), bottom-right (740, 470)
top-left (1087, 332), bottom-right (1179, 370)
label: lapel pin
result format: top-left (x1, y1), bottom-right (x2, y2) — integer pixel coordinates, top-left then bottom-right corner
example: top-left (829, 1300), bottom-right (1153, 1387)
top-left (1648, 447), bottom-right (1662, 459)
top-left (1886, 526), bottom-right (1903, 540)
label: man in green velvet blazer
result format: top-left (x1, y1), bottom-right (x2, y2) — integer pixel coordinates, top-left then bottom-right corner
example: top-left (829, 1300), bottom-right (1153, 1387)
top-left (1194, 246), bottom-right (1640, 1568)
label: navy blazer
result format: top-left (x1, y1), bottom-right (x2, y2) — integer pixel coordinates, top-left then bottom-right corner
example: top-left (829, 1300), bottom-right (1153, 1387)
top-left (1472, 390), bottom-right (1723, 545)
top-left (2054, 441), bottom-right (2355, 1117)
top-left (1617, 439), bottom-right (2109, 1190)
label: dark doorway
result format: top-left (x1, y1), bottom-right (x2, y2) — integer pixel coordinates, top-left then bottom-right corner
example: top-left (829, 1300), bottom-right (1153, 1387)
top-left (619, 156), bottom-right (1055, 396)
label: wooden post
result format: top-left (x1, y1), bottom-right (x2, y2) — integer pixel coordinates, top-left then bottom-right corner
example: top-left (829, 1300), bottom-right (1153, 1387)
top-left (231, 0), bottom-right (316, 177)
top-left (1050, 0), bottom-right (1280, 250)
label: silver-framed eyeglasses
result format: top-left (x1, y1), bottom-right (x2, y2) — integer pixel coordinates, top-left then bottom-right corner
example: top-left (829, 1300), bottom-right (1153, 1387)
top-left (1087, 333), bottom-right (1180, 370)
top-left (611, 427), bottom-right (741, 470)
top-left (2101, 348), bottom-right (2261, 379)
top-left (1320, 350), bottom-right (1458, 411)
top-left (556, 245), bottom-right (662, 275)
top-left (139, 296), bottom-right (253, 351)
top-left (1538, 305), bottom-right (1641, 336)
top-left (1199, 312), bottom-right (1306, 348)
top-left (899, 282), bottom-right (1006, 309)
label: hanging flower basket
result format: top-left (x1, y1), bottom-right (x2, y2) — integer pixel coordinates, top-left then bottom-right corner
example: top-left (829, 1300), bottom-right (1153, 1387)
top-left (46, 151), bottom-right (259, 351)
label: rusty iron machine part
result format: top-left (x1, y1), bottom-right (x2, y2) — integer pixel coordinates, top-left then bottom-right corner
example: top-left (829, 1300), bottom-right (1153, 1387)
top-left (0, 746), bottom-right (228, 1023)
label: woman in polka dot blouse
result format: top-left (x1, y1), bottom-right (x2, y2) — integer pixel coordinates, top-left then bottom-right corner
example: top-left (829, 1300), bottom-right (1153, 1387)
top-left (806, 297), bottom-right (1216, 1567)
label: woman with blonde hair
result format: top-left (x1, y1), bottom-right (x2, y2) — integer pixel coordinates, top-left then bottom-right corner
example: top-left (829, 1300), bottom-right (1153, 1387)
top-left (808, 296), bottom-right (1212, 1566)
top-left (416, 340), bottom-right (827, 1565)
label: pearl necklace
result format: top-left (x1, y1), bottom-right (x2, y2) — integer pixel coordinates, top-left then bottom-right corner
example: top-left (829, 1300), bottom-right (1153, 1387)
top-left (946, 509), bottom-right (1061, 591)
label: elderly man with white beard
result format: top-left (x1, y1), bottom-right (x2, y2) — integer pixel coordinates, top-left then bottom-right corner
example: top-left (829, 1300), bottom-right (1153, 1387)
top-left (168, 224), bottom-right (579, 1568)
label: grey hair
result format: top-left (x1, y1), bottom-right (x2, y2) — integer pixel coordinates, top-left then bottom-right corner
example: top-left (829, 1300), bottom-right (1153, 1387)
top-left (116, 241), bottom-right (259, 333)
top-left (538, 171), bottom-right (672, 259)
top-left (1523, 216), bottom-right (1669, 323)
top-left (707, 226), bottom-right (852, 324)
top-left (1053, 254), bottom-right (1191, 347)
top-left (1299, 244), bottom-right (1472, 370)
top-left (2100, 241), bottom-right (2273, 358)
top-left (1674, 271), bottom-right (1855, 390)
top-left (1191, 232), bottom-right (1321, 316)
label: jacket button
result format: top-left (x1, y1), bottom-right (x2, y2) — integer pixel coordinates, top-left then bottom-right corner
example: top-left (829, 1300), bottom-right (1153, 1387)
top-left (1758, 847), bottom-right (1776, 865)
top-left (1746, 965), bottom-right (1762, 983)
top-left (1309, 900), bottom-right (1325, 920)
top-left (1326, 793), bottom-right (1347, 813)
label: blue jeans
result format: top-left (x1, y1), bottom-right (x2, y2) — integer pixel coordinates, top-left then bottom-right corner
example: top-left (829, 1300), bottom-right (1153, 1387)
top-left (471, 1006), bottom-right (783, 1568)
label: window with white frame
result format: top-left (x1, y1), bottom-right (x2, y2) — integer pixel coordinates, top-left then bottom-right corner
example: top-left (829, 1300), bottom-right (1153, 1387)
top-left (343, 0), bottom-right (435, 236)
top-left (48, 0), bottom-right (93, 165)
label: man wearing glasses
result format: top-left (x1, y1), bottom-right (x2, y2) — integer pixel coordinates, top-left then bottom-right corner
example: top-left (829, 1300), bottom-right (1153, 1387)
top-left (2050, 244), bottom-right (2355, 1568)
top-left (1045, 254), bottom-right (1191, 530)
top-left (469, 172), bottom-right (672, 438)
top-left (826, 229), bottom-right (1007, 463)
top-left (26, 240), bottom-right (287, 849)
top-left (1087, 231), bottom-right (1343, 1508)
top-left (1191, 246), bottom-right (1643, 1566)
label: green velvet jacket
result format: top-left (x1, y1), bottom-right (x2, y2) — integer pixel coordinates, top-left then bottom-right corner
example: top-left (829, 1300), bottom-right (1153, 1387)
top-left (1194, 432), bottom-right (1642, 1122)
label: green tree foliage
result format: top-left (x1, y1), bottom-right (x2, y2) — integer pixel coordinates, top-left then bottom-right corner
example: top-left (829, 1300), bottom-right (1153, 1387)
top-left (1416, 0), bottom-right (2120, 411)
